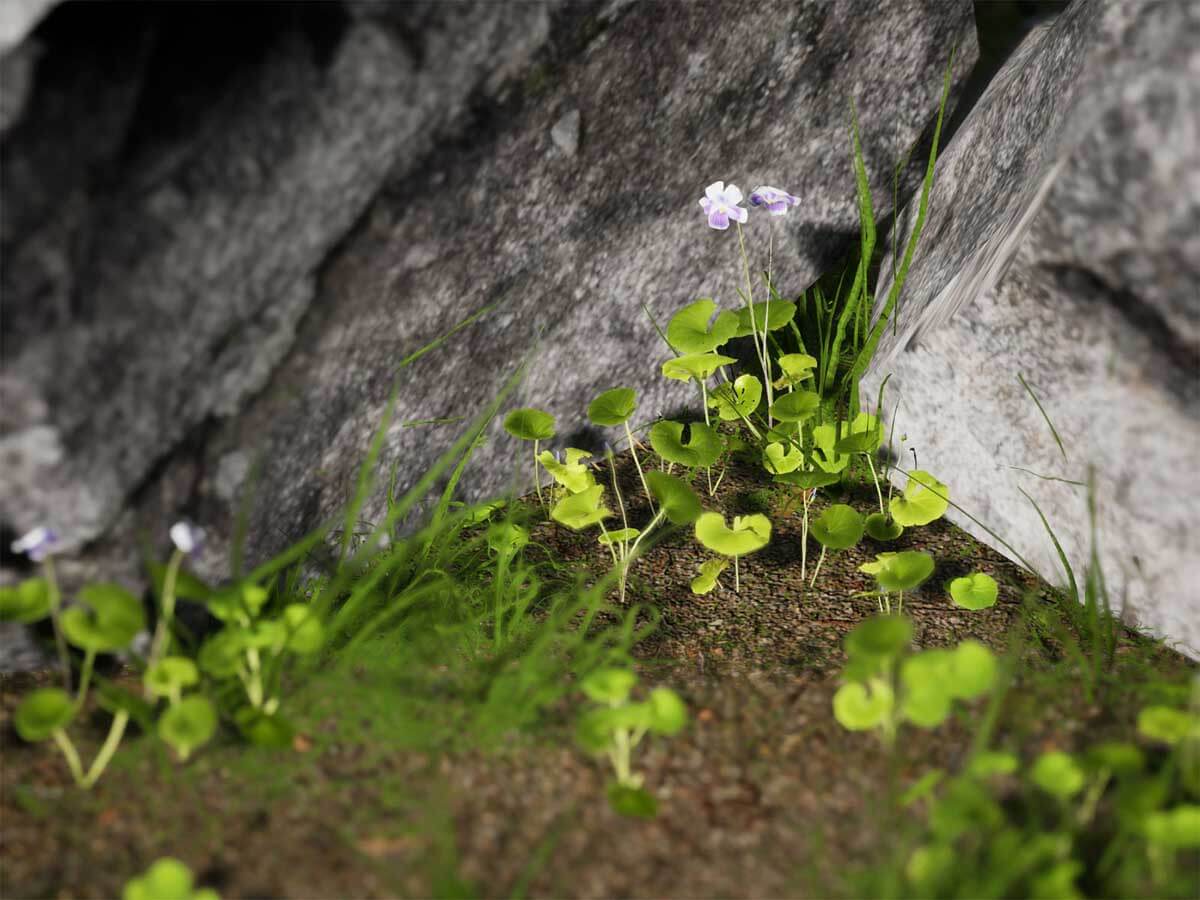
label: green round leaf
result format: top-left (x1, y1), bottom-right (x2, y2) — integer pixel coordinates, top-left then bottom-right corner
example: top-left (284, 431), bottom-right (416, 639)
top-left (906, 844), bottom-right (954, 891)
top-left (762, 441), bottom-right (803, 475)
top-left (197, 629), bottom-right (244, 678)
top-left (948, 572), bottom-right (998, 610)
top-left (14, 688), bottom-right (76, 741)
top-left (157, 696), bottom-right (217, 759)
top-left (1137, 705), bottom-right (1198, 746)
top-left (1031, 751), bottom-right (1085, 798)
top-left (648, 421), bottom-right (723, 468)
top-left (144, 657), bottom-right (200, 698)
top-left (694, 512), bottom-right (771, 558)
top-left (889, 470), bottom-right (950, 527)
top-left (550, 484), bottom-right (613, 531)
top-left (95, 681), bottom-right (157, 730)
top-left (810, 504), bottom-right (865, 551)
top-left (644, 471), bottom-right (702, 525)
top-left (575, 708), bottom-right (614, 754)
top-left (241, 584), bottom-right (270, 616)
top-left (503, 407), bottom-right (556, 442)
top-left (606, 782), bottom-right (659, 819)
top-left (773, 469), bottom-right (840, 490)
top-left (486, 521), bottom-right (529, 556)
top-left (812, 423), bottom-right (850, 473)
top-left (283, 604), bottom-right (324, 655)
top-left (833, 678), bottom-right (894, 731)
top-left (864, 513), bottom-right (904, 542)
top-left (587, 388), bottom-right (637, 426)
top-left (899, 651), bottom-right (954, 727)
top-left (860, 551), bottom-right (935, 593)
top-left (646, 687), bottom-right (687, 735)
top-left (539, 448), bottom-right (597, 494)
top-left (1143, 805), bottom-right (1200, 849)
top-left (708, 374), bottom-right (762, 421)
top-left (666, 299), bottom-right (739, 354)
top-left (234, 707), bottom-right (294, 748)
top-left (580, 668), bottom-right (637, 705)
top-left (690, 559), bottom-right (728, 595)
top-left (122, 858), bottom-right (197, 900)
top-left (1084, 742), bottom-right (1144, 776)
top-left (598, 528), bottom-right (639, 546)
top-left (947, 640), bottom-right (997, 699)
top-left (732, 299), bottom-right (796, 336)
top-left (241, 620), bottom-right (287, 652)
top-left (661, 352), bottom-right (736, 383)
top-left (832, 414), bottom-right (882, 454)
top-left (845, 615), bottom-right (913, 662)
top-left (967, 751), bottom-right (1019, 778)
top-left (772, 353), bottom-right (817, 389)
top-left (0, 578), bottom-right (52, 624)
top-left (770, 390), bottom-right (820, 423)
top-left (61, 583), bottom-right (145, 652)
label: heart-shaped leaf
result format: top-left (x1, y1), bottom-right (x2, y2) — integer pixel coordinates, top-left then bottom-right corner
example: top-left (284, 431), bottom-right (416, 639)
top-left (486, 521), bottom-right (529, 555)
top-left (946, 640), bottom-right (997, 699)
top-left (707, 374), bottom-right (762, 421)
top-left (646, 687), bottom-right (688, 735)
top-left (812, 424), bottom-right (851, 473)
top-left (587, 387), bottom-right (637, 427)
top-left (580, 668), bottom-right (637, 706)
top-left (157, 695), bottom-right (217, 760)
top-left (772, 353), bottom-right (817, 389)
top-left (690, 559), bottom-right (729, 594)
top-left (899, 651), bottom-right (954, 727)
top-left (148, 563), bottom-right (213, 603)
top-left (1031, 751), bottom-right (1085, 798)
top-left (598, 527), bottom-right (640, 546)
top-left (770, 390), bottom-right (820, 423)
top-left (648, 421), bottom-right (723, 468)
top-left (731, 300), bottom-right (796, 337)
top-left (539, 448), bottom-right (597, 494)
top-left (762, 441), bottom-right (803, 475)
top-left (666, 299), bottom-right (739, 354)
top-left (282, 604), bottom-right (324, 655)
top-left (773, 469), bottom-right (840, 490)
top-left (606, 782), bottom-right (658, 819)
top-left (14, 688), bottom-right (76, 741)
top-left (62, 583), bottom-right (145, 652)
top-left (864, 513), bottom-right (904, 541)
top-left (833, 678), bottom-right (894, 730)
top-left (661, 352), bottom-right (736, 383)
top-left (810, 504), bottom-right (865, 550)
top-left (550, 484), bottom-right (612, 531)
top-left (644, 471), bottom-right (702, 525)
top-left (694, 512), bottom-right (771, 558)
top-left (860, 551), bottom-right (935, 593)
top-left (845, 614), bottom-right (913, 663)
top-left (0, 578), bottom-right (51, 624)
top-left (948, 572), bottom-right (998, 611)
top-left (144, 657), bottom-right (200, 699)
top-left (197, 629), bottom-right (244, 678)
top-left (503, 408), bottom-right (556, 442)
top-left (889, 470), bottom-right (949, 527)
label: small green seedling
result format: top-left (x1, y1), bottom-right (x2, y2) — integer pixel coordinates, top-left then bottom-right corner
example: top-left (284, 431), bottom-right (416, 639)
top-left (948, 571), bottom-right (999, 610)
top-left (774, 468), bottom-right (840, 579)
top-left (503, 407), bottom-right (556, 506)
top-left (587, 387), bottom-right (654, 510)
top-left (550, 484), bottom-right (613, 532)
top-left (0, 577), bottom-right (52, 623)
top-left (660, 353), bottom-right (737, 428)
top-left (864, 512), bottom-right (904, 542)
top-left (690, 559), bottom-right (730, 595)
top-left (539, 447), bottom-right (597, 496)
top-left (808, 503), bottom-right (865, 588)
top-left (768, 389), bottom-right (820, 424)
top-left (694, 512), bottom-right (771, 592)
top-left (771, 353), bottom-right (817, 390)
top-left (860, 550), bottom-right (935, 614)
top-left (1031, 751), bottom-right (1086, 799)
top-left (648, 420), bottom-right (724, 495)
top-left (157, 695), bottom-right (218, 762)
top-left (575, 667), bottom-right (687, 818)
top-left (123, 857), bottom-right (219, 900)
top-left (889, 469), bottom-right (950, 527)
top-left (144, 657), bottom-right (200, 706)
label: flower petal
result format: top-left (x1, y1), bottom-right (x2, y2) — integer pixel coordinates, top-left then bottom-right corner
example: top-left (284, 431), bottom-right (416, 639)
top-left (729, 204), bottom-right (748, 224)
top-left (704, 181), bottom-right (726, 202)
top-left (699, 197), bottom-right (713, 214)
top-left (723, 184), bottom-right (743, 205)
top-left (707, 209), bottom-right (730, 230)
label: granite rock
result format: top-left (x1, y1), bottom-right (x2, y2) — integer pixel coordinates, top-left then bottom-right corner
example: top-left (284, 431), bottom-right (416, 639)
top-left (862, 1), bottom-right (1200, 657)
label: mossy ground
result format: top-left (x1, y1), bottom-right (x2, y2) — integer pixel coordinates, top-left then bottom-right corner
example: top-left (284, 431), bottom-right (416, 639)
top-left (1, 447), bottom-right (1195, 899)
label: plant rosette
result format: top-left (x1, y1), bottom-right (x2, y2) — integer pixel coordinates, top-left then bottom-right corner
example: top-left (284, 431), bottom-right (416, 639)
top-left (575, 668), bottom-right (687, 818)
top-left (693, 512), bottom-right (771, 592)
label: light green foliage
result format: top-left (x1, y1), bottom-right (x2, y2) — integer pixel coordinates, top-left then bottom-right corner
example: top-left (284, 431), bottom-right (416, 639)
top-left (580, 668), bottom-right (636, 706)
top-left (708, 374), bottom-right (762, 421)
top-left (694, 512), bottom-right (771, 558)
top-left (1031, 751), bottom-right (1086, 799)
top-left (598, 527), bottom-right (640, 546)
top-left (157, 696), bottom-right (217, 761)
top-left (586, 387), bottom-right (637, 426)
top-left (550, 484), bottom-right (613, 531)
top-left (644, 471), bottom-right (701, 525)
top-left (772, 353), bottom-right (817, 389)
top-left (732, 299), bottom-right (796, 337)
top-left (62, 583), bottom-right (144, 652)
top-left (665, 299), bottom-right (738, 353)
top-left (690, 559), bottom-right (729, 594)
top-left (864, 512), bottom-right (904, 541)
top-left (648, 420), bottom-right (723, 468)
top-left (762, 441), bottom-right (803, 474)
top-left (812, 423), bottom-right (851, 474)
top-left (860, 551), bottom-right (935, 592)
top-left (503, 407), bottom-right (555, 441)
top-left (538, 448), bottom-right (597, 494)
top-left (1143, 805), bottom-right (1200, 848)
top-left (810, 504), bottom-right (865, 550)
top-left (889, 470), bottom-right (949, 527)
top-left (14, 687), bottom-right (76, 741)
top-left (769, 390), bottom-right (820, 423)
top-left (967, 751), bottom-right (1019, 778)
top-left (845, 615), bottom-right (913, 666)
top-left (833, 413), bottom-right (882, 454)
top-left (1137, 705), bottom-right (1199, 745)
top-left (0, 577), bottom-right (51, 623)
top-left (122, 858), bottom-right (219, 900)
top-left (833, 678), bottom-right (895, 731)
top-left (948, 571), bottom-right (999, 610)
top-left (282, 604), bottom-right (324, 655)
top-left (661, 352), bottom-right (736, 383)
top-left (774, 469), bottom-right (840, 490)
top-left (144, 657), bottom-right (200, 701)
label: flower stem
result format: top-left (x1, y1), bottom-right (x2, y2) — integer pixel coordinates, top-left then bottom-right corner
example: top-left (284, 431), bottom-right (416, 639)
top-left (623, 421), bottom-right (655, 514)
top-left (74, 648), bottom-right (95, 711)
top-left (533, 440), bottom-right (544, 507)
top-left (52, 728), bottom-right (86, 787)
top-left (42, 558), bottom-right (73, 692)
top-left (149, 548), bottom-right (185, 668)
top-left (82, 711), bottom-right (129, 789)
top-left (866, 454), bottom-right (885, 514)
top-left (809, 547), bottom-right (827, 588)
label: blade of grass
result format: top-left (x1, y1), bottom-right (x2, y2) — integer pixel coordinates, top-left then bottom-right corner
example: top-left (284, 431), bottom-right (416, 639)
top-left (1017, 372), bottom-right (1068, 463)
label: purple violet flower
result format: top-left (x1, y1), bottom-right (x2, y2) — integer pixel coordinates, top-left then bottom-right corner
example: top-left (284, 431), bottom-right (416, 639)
top-left (749, 185), bottom-right (800, 216)
top-left (169, 521), bottom-right (204, 556)
top-left (10, 527), bottom-right (60, 562)
top-left (698, 181), bottom-right (749, 231)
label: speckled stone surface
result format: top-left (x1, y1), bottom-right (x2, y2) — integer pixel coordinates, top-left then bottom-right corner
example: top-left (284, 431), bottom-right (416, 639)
top-left (862, 0), bottom-right (1200, 657)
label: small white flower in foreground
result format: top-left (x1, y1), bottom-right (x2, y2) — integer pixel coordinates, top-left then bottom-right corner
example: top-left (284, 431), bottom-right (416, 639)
top-left (11, 526), bottom-right (59, 562)
top-left (698, 181), bottom-right (749, 230)
top-left (169, 521), bottom-right (204, 555)
top-left (749, 185), bottom-right (800, 215)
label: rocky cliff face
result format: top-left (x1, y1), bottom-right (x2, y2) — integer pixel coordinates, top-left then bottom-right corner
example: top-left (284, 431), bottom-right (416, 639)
top-left (0, 0), bottom-right (976, 671)
top-left (862, 0), bottom-right (1200, 657)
